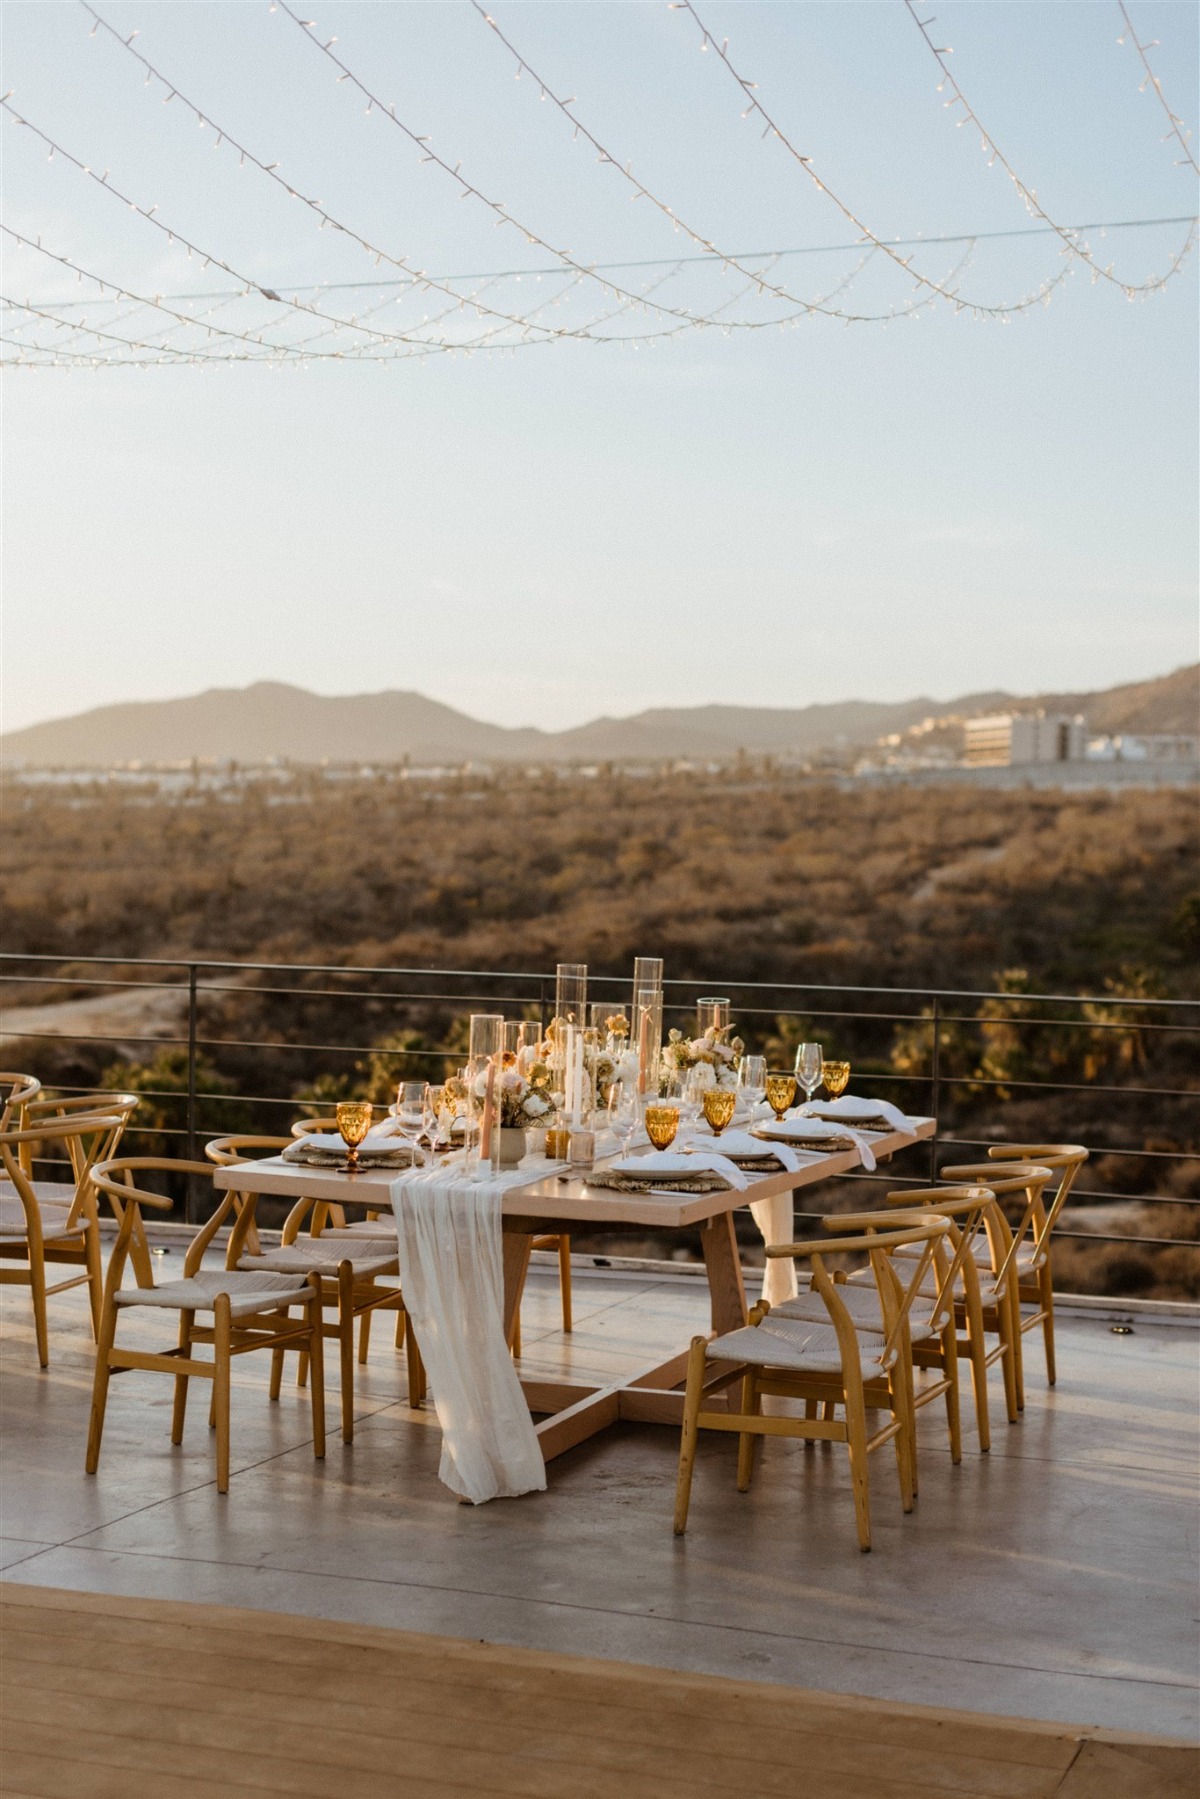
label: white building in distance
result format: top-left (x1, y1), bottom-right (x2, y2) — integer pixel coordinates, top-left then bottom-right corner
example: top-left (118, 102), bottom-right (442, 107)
top-left (964, 712), bottom-right (1088, 768)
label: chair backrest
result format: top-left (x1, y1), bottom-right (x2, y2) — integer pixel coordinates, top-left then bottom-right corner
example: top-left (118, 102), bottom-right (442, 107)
top-left (0, 1073), bottom-right (41, 1133)
top-left (92, 1158), bottom-right (225, 1283)
top-left (23, 1093), bottom-right (140, 1179)
top-left (937, 1161), bottom-right (1055, 1285)
top-left (769, 1219), bottom-right (950, 1374)
top-left (205, 1135), bottom-right (290, 1165)
top-left (0, 1112), bottom-right (131, 1235)
top-left (842, 1189), bottom-right (993, 1335)
top-left (987, 1145), bottom-right (1088, 1268)
top-left (290, 1118), bottom-right (339, 1138)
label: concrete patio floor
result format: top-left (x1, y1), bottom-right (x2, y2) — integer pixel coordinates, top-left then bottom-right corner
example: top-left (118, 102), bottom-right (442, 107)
top-left (1, 1249), bottom-right (1196, 1744)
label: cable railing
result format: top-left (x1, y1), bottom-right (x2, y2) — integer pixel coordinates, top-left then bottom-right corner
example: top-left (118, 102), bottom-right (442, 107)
top-left (3, 952), bottom-right (1197, 1280)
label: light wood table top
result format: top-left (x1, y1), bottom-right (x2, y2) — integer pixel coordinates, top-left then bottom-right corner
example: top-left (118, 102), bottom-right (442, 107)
top-left (212, 1117), bottom-right (936, 1230)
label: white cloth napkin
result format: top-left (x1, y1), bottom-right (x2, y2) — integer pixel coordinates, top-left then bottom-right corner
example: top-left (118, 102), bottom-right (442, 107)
top-left (613, 1150), bottom-right (749, 1191)
top-left (390, 1163), bottom-right (546, 1505)
top-left (679, 1128), bottom-right (800, 1173)
top-left (763, 1115), bottom-right (878, 1173)
top-left (800, 1094), bottom-right (913, 1131)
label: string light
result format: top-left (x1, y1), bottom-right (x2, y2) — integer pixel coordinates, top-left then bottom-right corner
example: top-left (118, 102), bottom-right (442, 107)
top-left (277, 0), bottom-right (944, 331)
top-left (471, 1), bottom-right (965, 327)
top-left (674, 0), bottom-right (1195, 314)
top-left (80, 2), bottom-right (634, 347)
top-left (0, 97), bottom-right (484, 355)
top-left (902, 0), bottom-right (1197, 297)
top-left (1116, 0), bottom-right (1199, 176)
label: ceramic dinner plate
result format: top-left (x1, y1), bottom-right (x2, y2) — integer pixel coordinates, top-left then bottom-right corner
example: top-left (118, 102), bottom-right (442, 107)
top-left (753, 1118), bottom-right (849, 1143)
top-left (611, 1152), bottom-right (695, 1176)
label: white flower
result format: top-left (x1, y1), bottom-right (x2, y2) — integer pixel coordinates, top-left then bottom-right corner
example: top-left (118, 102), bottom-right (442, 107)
top-left (616, 1050), bottom-right (641, 1082)
top-left (524, 1092), bottom-right (550, 1118)
top-left (690, 1062), bottom-right (717, 1092)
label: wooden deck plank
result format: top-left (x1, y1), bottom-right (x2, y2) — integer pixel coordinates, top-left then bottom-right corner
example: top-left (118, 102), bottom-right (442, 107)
top-left (0, 1654), bottom-right (1063, 1799)
top-left (2, 1595), bottom-right (1081, 1770)
top-left (3, 1587), bottom-right (1195, 1799)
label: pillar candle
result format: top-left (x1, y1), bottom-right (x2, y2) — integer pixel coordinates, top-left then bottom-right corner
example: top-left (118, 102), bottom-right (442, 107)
top-left (480, 1059), bottom-right (497, 1160)
top-left (637, 1006), bottom-right (651, 1095)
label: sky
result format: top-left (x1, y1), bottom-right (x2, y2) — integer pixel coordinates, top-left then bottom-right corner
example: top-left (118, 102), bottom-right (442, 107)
top-left (2, 1), bottom-right (1197, 733)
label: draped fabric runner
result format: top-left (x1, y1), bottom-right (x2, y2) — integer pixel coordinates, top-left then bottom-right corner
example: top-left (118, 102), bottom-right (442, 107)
top-left (389, 1163), bottom-right (547, 1505)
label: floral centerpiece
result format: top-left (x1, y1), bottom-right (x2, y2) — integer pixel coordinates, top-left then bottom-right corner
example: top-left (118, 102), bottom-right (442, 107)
top-left (464, 1056), bottom-right (556, 1164)
top-left (661, 1022), bottom-right (744, 1091)
top-left (535, 1018), bottom-right (639, 1114)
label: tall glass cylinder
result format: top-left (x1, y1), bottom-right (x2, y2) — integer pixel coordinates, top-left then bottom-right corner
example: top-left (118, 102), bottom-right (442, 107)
top-left (554, 964), bottom-right (589, 1127)
top-left (632, 956), bottom-right (664, 1096)
top-left (467, 1013), bottom-right (504, 1173)
top-left (696, 997), bottom-right (731, 1035)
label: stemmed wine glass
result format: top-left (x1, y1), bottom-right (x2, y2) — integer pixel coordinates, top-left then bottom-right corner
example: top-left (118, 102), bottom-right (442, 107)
top-left (794, 1043), bottom-right (824, 1110)
top-left (681, 1067), bottom-right (707, 1133)
top-left (822, 1060), bottom-right (851, 1099)
top-left (424, 1082), bottom-right (447, 1153)
top-left (764, 1072), bottom-right (798, 1122)
top-left (644, 1104), bottom-right (680, 1151)
top-left (395, 1082), bottom-right (427, 1166)
top-left (737, 1055), bottom-right (766, 1112)
top-left (335, 1100), bottom-right (373, 1172)
top-left (701, 1088), bottom-right (737, 1138)
top-left (607, 1079), bottom-right (640, 1158)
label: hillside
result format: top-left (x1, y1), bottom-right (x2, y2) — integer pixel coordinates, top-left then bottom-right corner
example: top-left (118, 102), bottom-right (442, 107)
top-left (1, 666), bottom-right (1194, 768)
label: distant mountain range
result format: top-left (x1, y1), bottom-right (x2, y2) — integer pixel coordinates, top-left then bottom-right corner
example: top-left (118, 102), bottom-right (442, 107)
top-left (2, 665), bottom-right (1195, 768)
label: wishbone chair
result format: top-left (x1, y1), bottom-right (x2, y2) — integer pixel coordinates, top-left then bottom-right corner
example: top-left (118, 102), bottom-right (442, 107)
top-left (673, 1218), bottom-right (951, 1552)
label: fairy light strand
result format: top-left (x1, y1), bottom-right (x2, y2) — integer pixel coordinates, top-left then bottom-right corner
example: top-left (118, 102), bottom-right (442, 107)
top-left (472, 1), bottom-right (958, 326)
top-left (80, 2), bottom-right (637, 346)
top-left (901, 0), bottom-right (1197, 297)
top-left (674, 0), bottom-right (1194, 313)
top-left (1116, 0), bottom-right (1199, 177)
top-left (0, 98), bottom-right (490, 356)
top-left (275, 0), bottom-right (930, 331)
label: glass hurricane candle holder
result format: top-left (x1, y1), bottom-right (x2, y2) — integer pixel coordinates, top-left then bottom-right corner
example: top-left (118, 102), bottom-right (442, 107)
top-left (696, 997), bottom-right (731, 1035)
top-left (467, 1015), bottom-right (504, 1172)
top-left (631, 958), bottom-right (664, 1096)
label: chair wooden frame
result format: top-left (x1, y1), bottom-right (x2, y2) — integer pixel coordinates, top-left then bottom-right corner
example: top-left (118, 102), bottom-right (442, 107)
top-left (936, 1162), bottom-right (1056, 1411)
top-left (0, 1073), bottom-right (42, 1134)
top-left (818, 1191), bottom-right (992, 1465)
top-left (983, 1145), bottom-right (1088, 1388)
top-left (206, 1136), bottom-right (417, 1439)
top-left (88, 1158), bottom-right (326, 1493)
top-left (22, 1093), bottom-right (149, 1280)
top-left (673, 1219), bottom-right (951, 1552)
top-left (0, 1111), bottom-right (129, 1366)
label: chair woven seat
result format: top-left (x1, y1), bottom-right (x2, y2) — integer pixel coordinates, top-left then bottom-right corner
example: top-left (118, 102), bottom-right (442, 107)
top-left (236, 1242), bottom-right (398, 1279)
top-left (0, 1196), bottom-right (87, 1241)
top-left (113, 1268), bottom-right (308, 1317)
top-left (707, 1316), bottom-right (893, 1375)
top-left (0, 1178), bottom-right (77, 1205)
top-left (774, 1282), bottom-right (940, 1343)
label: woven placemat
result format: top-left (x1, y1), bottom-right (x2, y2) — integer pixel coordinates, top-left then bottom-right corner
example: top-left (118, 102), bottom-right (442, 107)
top-left (754, 1132), bottom-right (860, 1154)
top-left (586, 1170), bottom-right (732, 1194)
top-left (282, 1145), bottom-right (417, 1170)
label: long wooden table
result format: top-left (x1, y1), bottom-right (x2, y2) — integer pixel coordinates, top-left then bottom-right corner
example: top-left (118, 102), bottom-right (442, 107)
top-left (213, 1118), bottom-right (934, 1465)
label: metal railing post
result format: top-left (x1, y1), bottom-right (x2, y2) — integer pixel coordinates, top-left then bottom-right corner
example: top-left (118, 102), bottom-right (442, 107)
top-left (929, 994), bottom-right (941, 1181)
top-left (186, 963), bottom-right (198, 1223)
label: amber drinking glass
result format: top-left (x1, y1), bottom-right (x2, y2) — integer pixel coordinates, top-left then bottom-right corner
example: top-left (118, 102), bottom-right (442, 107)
top-left (644, 1104), bottom-right (680, 1151)
top-left (822, 1060), bottom-right (851, 1098)
top-left (701, 1088), bottom-right (737, 1136)
top-left (335, 1100), bottom-right (373, 1171)
top-left (764, 1072), bottom-right (797, 1122)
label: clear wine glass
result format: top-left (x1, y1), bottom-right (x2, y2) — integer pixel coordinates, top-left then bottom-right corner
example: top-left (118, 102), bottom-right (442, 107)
top-left (737, 1055), bottom-right (766, 1112)
top-left (794, 1042), bottom-right (824, 1109)
top-left (608, 1079), bottom-right (640, 1157)
top-left (681, 1067), bottom-right (707, 1132)
top-left (424, 1083), bottom-right (446, 1151)
top-left (395, 1081), bottom-right (427, 1166)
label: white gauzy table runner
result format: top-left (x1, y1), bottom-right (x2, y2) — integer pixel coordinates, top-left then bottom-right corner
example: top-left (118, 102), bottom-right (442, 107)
top-left (390, 1162), bottom-right (547, 1505)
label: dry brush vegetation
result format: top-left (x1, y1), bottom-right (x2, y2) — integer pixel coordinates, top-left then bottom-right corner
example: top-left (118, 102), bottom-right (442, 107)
top-left (3, 766), bottom-right (1197, 1296)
